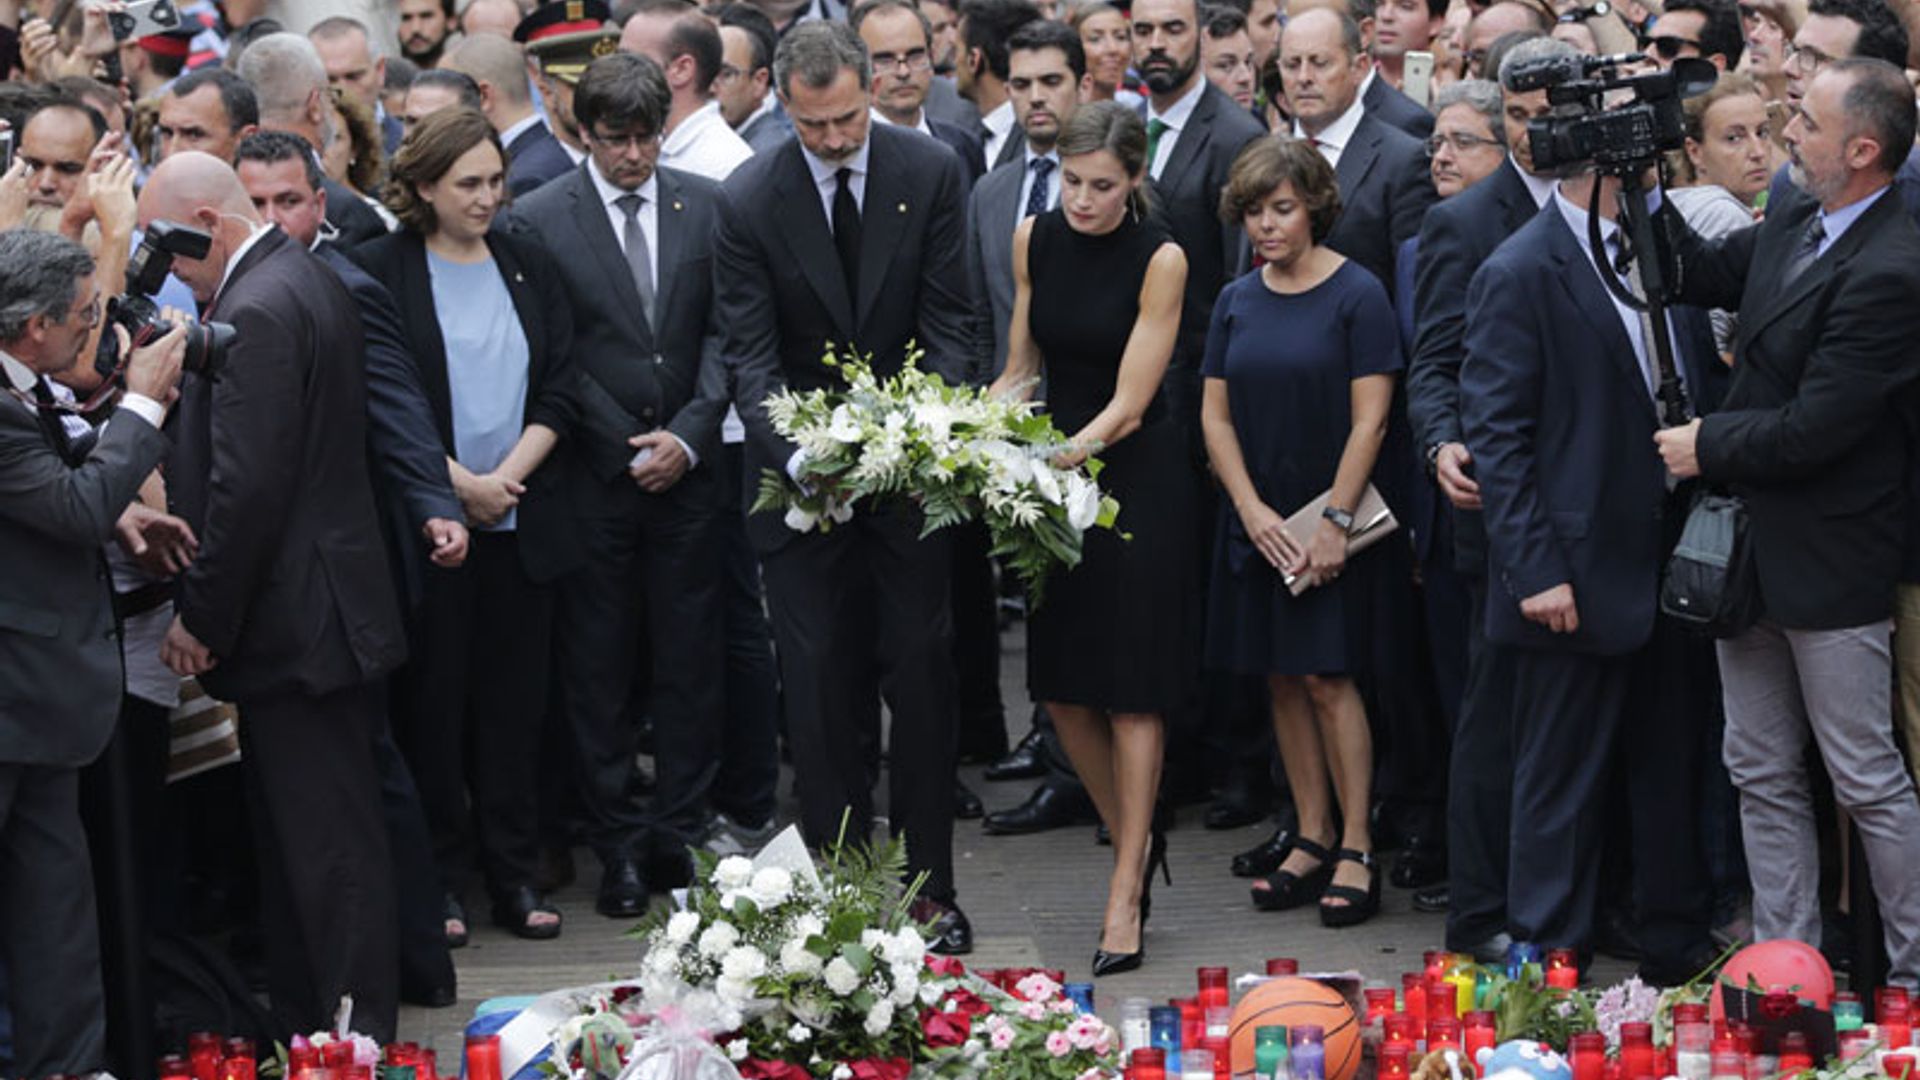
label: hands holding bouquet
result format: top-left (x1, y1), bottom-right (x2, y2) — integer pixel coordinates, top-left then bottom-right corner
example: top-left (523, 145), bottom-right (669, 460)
top-left (751, 345), bottom-right (1121, 605)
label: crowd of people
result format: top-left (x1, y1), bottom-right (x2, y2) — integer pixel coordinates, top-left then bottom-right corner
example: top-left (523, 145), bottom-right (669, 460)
top-left (3, 0), bottom-right (1920, 1070)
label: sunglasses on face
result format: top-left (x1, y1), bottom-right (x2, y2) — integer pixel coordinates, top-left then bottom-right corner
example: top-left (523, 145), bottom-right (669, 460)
top-left (1644, 33), bottom-right (1701, 58)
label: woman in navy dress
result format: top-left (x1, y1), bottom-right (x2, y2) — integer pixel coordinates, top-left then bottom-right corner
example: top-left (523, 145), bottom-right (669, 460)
top-left (989, 101), bottom-right (1191, 977)
top-left (1201, 137), bottom-right (1401, 928)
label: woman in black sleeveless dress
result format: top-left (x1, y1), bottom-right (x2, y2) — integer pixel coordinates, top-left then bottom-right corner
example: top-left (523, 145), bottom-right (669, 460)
top-left (988, 101), bottom-right (1193, 977)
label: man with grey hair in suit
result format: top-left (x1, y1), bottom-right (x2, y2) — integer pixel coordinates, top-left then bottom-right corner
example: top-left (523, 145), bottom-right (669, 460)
top-left (0, 229), bottom-right (187, 1078)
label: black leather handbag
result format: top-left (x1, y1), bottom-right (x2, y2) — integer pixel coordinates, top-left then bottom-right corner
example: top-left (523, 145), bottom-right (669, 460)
top-left (1660, 489), bottom-right (1762, 637)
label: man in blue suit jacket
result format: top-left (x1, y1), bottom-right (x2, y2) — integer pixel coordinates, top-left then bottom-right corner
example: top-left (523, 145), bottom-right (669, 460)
top-left (1461, 167), bottom-right (1724, 979)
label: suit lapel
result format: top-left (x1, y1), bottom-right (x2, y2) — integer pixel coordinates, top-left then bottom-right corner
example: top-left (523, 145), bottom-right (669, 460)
top-left (1494, 160), bottom-right (1538, 233)
top-left (398, 233), bottom-right (455, 444)
top-left (568, 165), bottom-right (653, 343)
top-left (1335, 118), bottom-right (1383, 198)
top-left (856, 131), bottom-right (907, 328)
top-left (994, 130), bottom-right (1025, 169)
top-left (1157, 85), bottom-right (1215, 196)
top-left (1543, 210), bottom-right (1654, 415)
top-left (772, 142), bottom-right (855, 332)
top-left (653, 168), bottom-right (688, 330)
top-left (1742, 193), bottom-right (1892, 341)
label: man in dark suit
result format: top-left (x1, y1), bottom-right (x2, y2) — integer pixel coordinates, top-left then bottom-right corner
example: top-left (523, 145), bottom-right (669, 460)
top-left (444, 32), bottom-right (575, 196)
top-left (856, 0), bottom-right (988, 186)
top-left (1283, 8), bottom-right (1435, 297)
top-left (718, 5), bottom-right (796, 154)
top-left (0, 230), bottom-right (185, 1079)
top-left (1656, 59), bottom-right (1920, 985)
top-left (1404, 33), bottom-right (1562, 955)
top-left (140, 152), bottom-right (408, 1040)
top-left (717, 20), bottom-right (976, 953)
top-left (233, 130), bottom-right (466, 1007)
top-left (1362, 67), bottom-right (1435, 138)
top-left (507, 51), bottom-right (735, 917)
top-left (235, 32), bottom-right (391, 247)
top-left (1463, 158), bottom-right (1724, 976)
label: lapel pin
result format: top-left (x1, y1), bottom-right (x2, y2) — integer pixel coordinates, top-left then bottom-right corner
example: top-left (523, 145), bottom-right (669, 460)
top-left (897, 202), bottom-right (908, 213)
top-left (673, 200), bottom-right (683, 211)
top-left (513, 271), bottom-right (525, 282)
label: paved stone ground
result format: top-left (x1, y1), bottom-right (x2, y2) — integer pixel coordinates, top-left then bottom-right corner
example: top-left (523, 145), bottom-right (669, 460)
top-left (395, 625), bottom-right (1633, 1050)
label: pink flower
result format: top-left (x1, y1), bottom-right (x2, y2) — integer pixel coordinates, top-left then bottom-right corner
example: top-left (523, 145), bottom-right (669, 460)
top-left (1019, 1001), bottom-right (1047, 1022)
top-left (1045, 1032), bottom-right (1072, 1057)
top-left (1015, 973), bottom-right (1062, 1003)
top-left (988, 1020), bottom-right (1016, 1050)
top-left (1066, 1016), bottom-right (1106, 1049)
top-left (1050, 999), bottom-right (1077, 1015)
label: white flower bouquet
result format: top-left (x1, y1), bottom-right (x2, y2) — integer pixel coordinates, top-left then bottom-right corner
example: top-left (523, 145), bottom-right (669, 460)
top-left (751, 345), bottom-right (1121, 604)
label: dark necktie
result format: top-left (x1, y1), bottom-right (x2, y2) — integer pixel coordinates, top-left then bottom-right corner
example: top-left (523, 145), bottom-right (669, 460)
top-left (1026, 157), bottom-right (1055, 218)
top-left (1777, 215), bottom-right (1826, 293)
top-left (29, 376), bottom-right (76, 464)
top-left (1145, 119), bottom-right (1169, 178)
top-left (832, 166), bottom-right (861, 304)
top-left (614, 192), bottom-right (657, 324)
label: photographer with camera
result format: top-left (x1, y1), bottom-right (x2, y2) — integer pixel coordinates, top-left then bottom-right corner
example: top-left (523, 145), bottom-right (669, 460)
top-left (1654, 57), bottom-right (1920, 987)
top-left (0, 227), bottom-right (186, 1078)
top-left (136, 150), bottom-right (408, 1040)
top-left (1458, 50), bottom-right (1730, 980)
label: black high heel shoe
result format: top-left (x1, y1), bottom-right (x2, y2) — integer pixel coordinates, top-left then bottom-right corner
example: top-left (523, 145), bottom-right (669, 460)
top-left (1251, 837), bottom-right (1334, 911)
top-left (1094, 830), bottom-right (1171, 977)
top-left (1319, 848), bottom-right (1382, 928)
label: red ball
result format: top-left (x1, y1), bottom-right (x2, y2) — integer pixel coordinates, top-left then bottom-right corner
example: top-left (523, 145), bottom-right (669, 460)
top-left (1709, 940), bottom-right (1835, 1025)
top-left (1227, 977), bottom-right (1361, 1080)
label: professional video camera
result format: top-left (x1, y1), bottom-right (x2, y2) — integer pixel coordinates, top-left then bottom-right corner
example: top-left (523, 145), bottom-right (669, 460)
top-left (94, 221), bottom-right (235, 383)
top-left (1506, 52), bottom-right (1719, 174)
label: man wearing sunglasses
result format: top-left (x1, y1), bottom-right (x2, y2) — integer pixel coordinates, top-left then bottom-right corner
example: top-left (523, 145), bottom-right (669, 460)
top-left (1643, 0), bottom-right (1744, 69)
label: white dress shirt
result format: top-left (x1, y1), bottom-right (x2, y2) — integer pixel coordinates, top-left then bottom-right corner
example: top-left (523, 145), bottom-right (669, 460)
top-left (1553, 189), bottom-right (1684, 403)
top-left (661, 100), bottom-right (756, 182)
top-left (2, 350), bottom-right (163, 431)
top-left (588, 157), bottom-right (659, 293)
top-left (981, 99), bottom-right (1016, 170)
top-left (1018, 147), bottom-right (1061, 215)
top-left (1146, 78), bottom-right (1207, 180)
top-left (870, 107), bottom-right (934, 137)
top-left (1515, 155), bottom-right (1558, 208)
top-left (801, 138), bottom-right (871, 225)
top-left (1293, 90), bottom-right (1367, 169)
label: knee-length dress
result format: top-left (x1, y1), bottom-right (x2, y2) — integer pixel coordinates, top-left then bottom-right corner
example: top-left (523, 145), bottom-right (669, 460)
top-left (1024, 208), bottom-right (1199, 713)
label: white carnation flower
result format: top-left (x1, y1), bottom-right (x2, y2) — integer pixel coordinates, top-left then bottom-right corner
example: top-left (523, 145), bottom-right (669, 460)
top-left (860, 929), bottom-right (886, 950)
top-left (749, 867), bottom-right (793, 907)
top-left (697, 921), bottom-right (739, 959)
top-left (1065, 473), bottom-right (1101, 531)
top-left (665, 911), bottom-right (700, 944)
top-left (791, 913), bottom-right (825, 939)
top-left (827, 404), bottom-right (863, 442)
top-left (725, 1040), bottom-right (749, 1063)
top-left (714, 856), bottom-right (754, 890)
top-left (833, 1067), bottom-right (853, 1080)
top-left (715, 976), bottom-right (754, 1003)
top-left (780, 938), bottom-right (824, 977)
top-left (823, 957), bottom-right (861, 996)
top-left (889, 928), bottom-right (926, 966)
top-left (721, 945), bottom-right (768, 982)
top-left (863, 1000), bottom-right (895, 1037)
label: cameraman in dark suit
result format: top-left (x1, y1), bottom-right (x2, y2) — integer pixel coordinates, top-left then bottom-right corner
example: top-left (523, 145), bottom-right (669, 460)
top-left (0, 229), bottom-right (186, 1077)
top-left (1656, 58), bottom-right (1920, 986)
top-left (717, 20), bottom-right (977, 953)
top-left (139, 152), bottom-right (409, 1040)
top-left (507, 51), bottom-right (734, 915)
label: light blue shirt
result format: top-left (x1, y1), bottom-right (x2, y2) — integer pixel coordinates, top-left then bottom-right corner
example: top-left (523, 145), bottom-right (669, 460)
top-left (1815, 184), bottom-right (1889, 257)
top-left (428, 250), bottom-right (530, 532)
top-left (1554, 188), bottom-right (1686, 403)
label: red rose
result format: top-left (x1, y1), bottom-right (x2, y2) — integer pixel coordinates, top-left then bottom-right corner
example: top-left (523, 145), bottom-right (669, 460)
top-left (925, 955), bottom-right (968, 978)
top-left (848, 1058), bottom-right (911, 1080)
top-left (739, 1060), bottom-right (811, 1080)
top-left (921, 1007), bottom-right (973, 1048)
top-left (942, 988), bottom-right (992, 1019)
top-left (1759, 990), bottom-right (1801, 1020)
top-left (609, 986), bottom-right (641, 1005)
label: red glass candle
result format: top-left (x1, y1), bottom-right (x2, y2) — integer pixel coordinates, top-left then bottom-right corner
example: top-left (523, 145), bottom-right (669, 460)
top-left (1366, 988), bottom-right (1399, 1025)
top-left (1198, 967), bottom-right (1230, 1009)
top-left (1382, 1043), bottom-right (1412, 1080)
top-left (1778, 1032), bottom-right (1812, 1075)
top-left (1203, 1036), bottom-right (1232, 1080)
top-left (1385, 1014), bottom-right (1420, 1047)
top-left (1427, 975), bottom-right (1457, 1026)
top-left (160, 1054), bottom-right (193, 1080)
top-left (289, 1045), bottom-right (320, 1073)
top-left (1620, 1022), bottom-right (1655, 1080)
top-left (1130, 1047), bottom-right (1167, 1080)
top-left (1425, 951), bottom-right (1449, 979)
top-left (322, 1042), bottom-right (354, 1069)
top-left (1882, 989), bottom-right (1914, 1050)
top-left (189, 1032), bottom-right (223, 1080)
top-left (1403, 973), bottom-right (1427, 1026)
top-left (1177, 998), bottom-right (1205, 1051)
top-left (1603, 1060), bottom-right (1623, 1080)
top-left (219, 1056), bottom-right (257, 1080)
top-left (420, 1049), bottom-right (439, 1080)
top-left (465, 1036), bottom-right (503, 1080)
top-left (1571, 1031), bottom-right (1607, 1080)
top-left (1465, 1011), bottom-right (1497, 1061)
top-left (1429, 1017), bottom-right (1462, 1052)
top-left (343, 1067), bottom-right (372, 1080)
top-left (1267, 958), bottom-right (1300, 976)
top-left (1546, 948), bottom-right (1580, 989)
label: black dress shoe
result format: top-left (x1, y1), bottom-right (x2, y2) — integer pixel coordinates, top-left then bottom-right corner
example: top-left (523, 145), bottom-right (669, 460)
top-left (1231, 825), bottom-right (1296, 879)
top-left (1412, 883), bottom-right (1451, 913)
top-left (910, 897), bottom-right (973, 955)
top-left (984, 729), bottom-right (1046, 782)
top-left (955, 780), bottom-right (985, 820)
top-left (1205, 790), bottom-right (1270, 830)
top-left (983, 779), bottom-right (1094, 835)
top-left (1391, 838), bottom-right (1447, 889)
top-left (597, 858), bottom-right (649, 918)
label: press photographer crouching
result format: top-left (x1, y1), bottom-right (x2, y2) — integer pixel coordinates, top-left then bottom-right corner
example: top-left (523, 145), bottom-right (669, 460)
top-left (0, 226), bottom-right (188, 1078)
top-left (1653, 57), bottom-right (1920, 987)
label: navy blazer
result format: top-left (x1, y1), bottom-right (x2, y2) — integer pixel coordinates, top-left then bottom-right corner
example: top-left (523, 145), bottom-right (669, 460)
top-left (1363, 75), bottom-right (1434, 139)
top-left (505, 119), bottom-right (574, 197)
top-left (928, 117), bottom-right (987, 188)
top-left (1325, 111), bottom-right (1436, 302)
top-left (1461, 202), bottom-right (1723, 655)
top-left (351, 228), bottom-right (587, 583)
top-left (1152, 81), bottom-right (1268, 367)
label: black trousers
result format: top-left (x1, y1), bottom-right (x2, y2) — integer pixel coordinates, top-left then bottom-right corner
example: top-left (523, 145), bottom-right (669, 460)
top-left (395, 531), bottom-right (549, 897)
top-left (552, 471), bottom-right (726, 864)
top-left (713, 443), bottom-right (781, 830)
top-left (370, 723), bottom-right (455, 999)
top-left (950, 521), bottom-right (1006, 759)
top-left (238, 680), bottom-right (397, 1043)
top-left (762, 509), bottom-right (958, 900)
top-left (1446, 575), bottom-right (1515, 948)
top-left (0, 763), bottom-right (106, 1076)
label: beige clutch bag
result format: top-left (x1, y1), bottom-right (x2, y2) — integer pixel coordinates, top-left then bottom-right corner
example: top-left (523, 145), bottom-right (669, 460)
top-left (1280, 483), bottom-right (1399, 596)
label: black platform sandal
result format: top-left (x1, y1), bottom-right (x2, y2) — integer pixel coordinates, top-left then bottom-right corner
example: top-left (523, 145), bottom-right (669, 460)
top-left (1319, 848), bottom-right (1382, 928)
top-left (1250, 837), bottom-right (1334, 911)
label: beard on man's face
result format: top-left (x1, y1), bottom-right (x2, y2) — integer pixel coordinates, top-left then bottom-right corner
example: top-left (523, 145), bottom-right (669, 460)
top-left (1138, 46), bottom-right (1197, 94)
